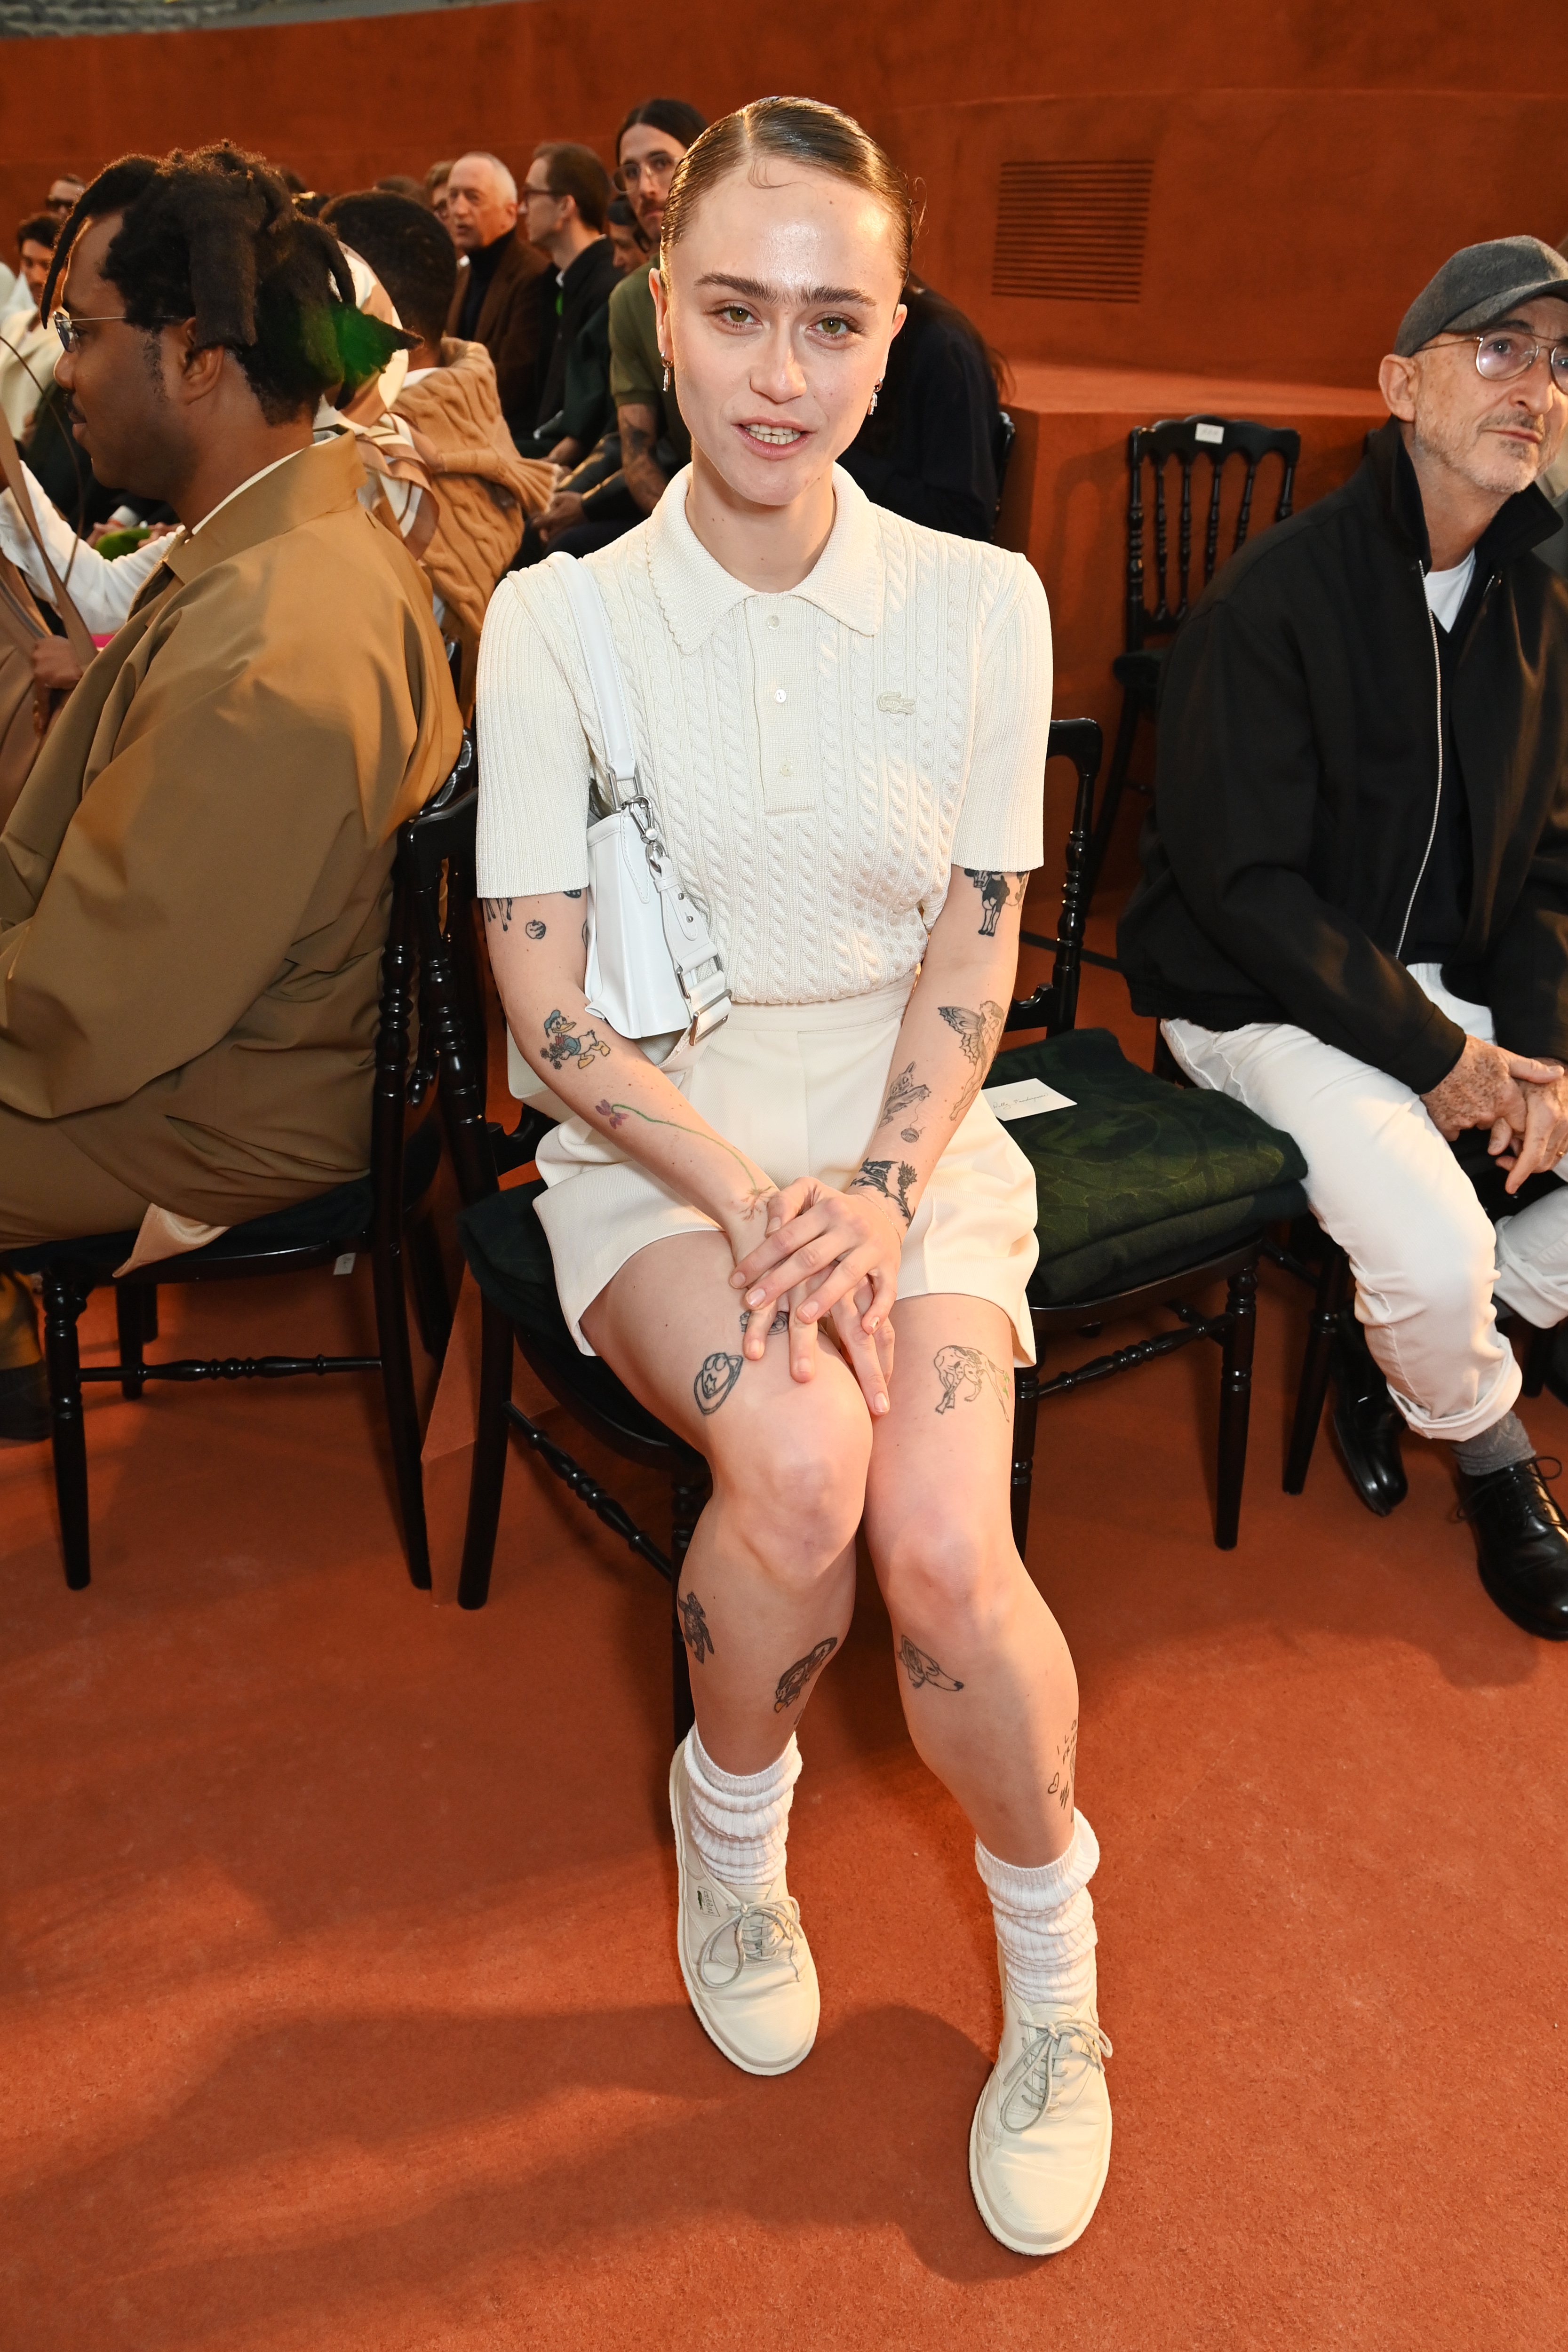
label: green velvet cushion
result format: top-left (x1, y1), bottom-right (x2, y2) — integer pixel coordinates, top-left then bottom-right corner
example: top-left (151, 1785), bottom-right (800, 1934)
top-left (991, 1029), bottom-right (1310, 1308)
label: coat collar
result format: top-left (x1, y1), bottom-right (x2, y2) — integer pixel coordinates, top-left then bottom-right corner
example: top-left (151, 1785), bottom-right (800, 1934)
top-left (159, 434), bottom-right (367, 590)
top-left (1364, 413), bottom-right (1560, 573)
top-left (644, 462), bottom-right (884, 653)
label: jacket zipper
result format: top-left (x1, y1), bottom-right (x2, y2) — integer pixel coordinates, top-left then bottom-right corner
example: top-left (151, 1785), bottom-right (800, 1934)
top-left (1393, 577), bottom-right (1446, 963)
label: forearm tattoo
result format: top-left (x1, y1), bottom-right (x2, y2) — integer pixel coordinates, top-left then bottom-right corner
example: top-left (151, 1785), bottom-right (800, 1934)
top-left (879, 1060), bottom-right (931, 1143)
top-left (939, 999), bottom-right (1006, 1120)
top-left (773, 1635), bottom-right (838, 1712)
top-left (678, 1589), bottom-right (715, 1663)
top-left (595, 1097), bottom-right (768, 1207)
top-left (693, 1351), bottom-right (743, 1415)
top-left (961, 869), bottom-right (1027, 937)
top-left (849, 1157), bottom-right (918, 1226)
top-left (898, 1635), bottom-right (964, 1692)
top-left (933, 1343), bottom-right (1011, 1416)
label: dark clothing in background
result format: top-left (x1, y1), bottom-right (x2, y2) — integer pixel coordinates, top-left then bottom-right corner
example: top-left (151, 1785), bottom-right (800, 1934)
top-left (839, 285), bottom-right (1001, 542)
top-left (444, 231), bottom-right (550, 439)
top-left (1116, 420), bottom-right (1568, 1095)
top-left (529, 236), bottom-right (621, 445)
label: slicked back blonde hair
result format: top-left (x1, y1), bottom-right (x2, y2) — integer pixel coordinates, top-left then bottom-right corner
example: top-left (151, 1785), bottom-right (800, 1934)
top-left (660, 96), bottom-right (916, 286)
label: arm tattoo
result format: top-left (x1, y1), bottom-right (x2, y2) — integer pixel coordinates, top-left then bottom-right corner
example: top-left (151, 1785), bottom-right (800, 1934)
top-left (1046, 1717), bottom-right (1078, 1812)
top-left (563, 889), bottom-right (583, 898)
top-left (594, 1098), bottom-right (768, 1207)
top-left (694, 1351), bottom-right (743, 1415)
top-left (542, 1009), bottom-right (612, 1071)
top-left (879, 1061), bottom-right (931, 1132)
top-left (898, 1635), bottom-right (964, 1692)
top-left (938, 1000), bottom-right (1006, 1120)
top-left (525, 918), bottom-right (547, 940)
top-left (678, 1589), bottom-right (715, 1663)
top-left (773, 1635), bottom-right (838, 1712)
top-left (849, 1158), bottom-right (918, 1225)
top-left (961, 869), bottom-right (1026, 937)
top-left (482, 897), bottom-right (513, 931)
top-left (933, 1343), bottom-right (1011, 1416)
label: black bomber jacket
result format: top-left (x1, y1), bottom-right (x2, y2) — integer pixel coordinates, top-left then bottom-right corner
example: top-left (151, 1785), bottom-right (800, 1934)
top-left (1116, 418), bottom-right (1568, 1093)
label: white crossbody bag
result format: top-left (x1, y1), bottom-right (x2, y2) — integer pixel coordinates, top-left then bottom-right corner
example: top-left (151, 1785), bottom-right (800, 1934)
top-left (506, 555), bottom-right (731, 1108)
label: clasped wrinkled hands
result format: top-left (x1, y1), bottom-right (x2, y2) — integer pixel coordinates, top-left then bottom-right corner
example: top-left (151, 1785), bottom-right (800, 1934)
top-left (1421, 1034), bottom-right (1568, 1191)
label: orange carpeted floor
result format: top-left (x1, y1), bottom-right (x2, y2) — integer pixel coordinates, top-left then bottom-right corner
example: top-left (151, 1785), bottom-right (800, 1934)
top-left (3, 930), bottom-right (1566, 2351)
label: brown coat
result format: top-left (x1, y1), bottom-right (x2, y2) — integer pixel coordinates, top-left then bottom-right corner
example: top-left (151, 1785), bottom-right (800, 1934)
top-left (0, 435), bottom-right (463, 1224)
top-left (443, 231), bottom-right (550, 429)
top-left (396, 339), bottom-right (554, 711)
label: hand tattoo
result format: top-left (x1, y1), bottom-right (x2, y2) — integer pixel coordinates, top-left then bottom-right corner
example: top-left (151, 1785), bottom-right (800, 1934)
top-left (939, 1000), bottom-right (1005, 1119)
top-left (525, 918), bottom-right (547, 940)
top-left (932, 1343), bottom-right (1011, 1416)
top-left (542, 1009), bottom-right (612, 1072)
top-left (850, 1158), bottom-right (918, 1226)
top-left (1046, 1717), bottom-right (1077, 1812)
top-left (898, 1635), bottom-right (964, 1691)
top-left (773, 1635), bottom-right (838, 1712)
top-left (482, 897), bottom-right (514, 931)
top-left (678, 1589), bottom-right (715, 1664)
top-left (961, 869), bottom-right (1025, 938)
top-left (880, 1060), bottom-right (931, 1129)
top-left (694, 1351), bottom-right (743, 1415)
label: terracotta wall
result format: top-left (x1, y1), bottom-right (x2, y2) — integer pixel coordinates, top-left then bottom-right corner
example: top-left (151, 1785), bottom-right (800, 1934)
top-left (3, 1), bottom-right (1566, 387)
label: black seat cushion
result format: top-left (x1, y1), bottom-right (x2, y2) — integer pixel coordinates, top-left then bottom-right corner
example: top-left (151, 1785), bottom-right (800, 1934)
top-left (991, 1029), bottom-right (1309, 1308)
top-left (458, 1179), bottom-right (678, 1448)
top-left (1112, 647), bottom-right (1165, 698)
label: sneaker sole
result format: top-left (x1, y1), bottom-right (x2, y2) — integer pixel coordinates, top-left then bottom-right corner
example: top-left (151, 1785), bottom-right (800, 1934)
top-left (967, 2091), bottom-right (1112, 2257)
top-left (668, 1749), bottom-right (818, 2078)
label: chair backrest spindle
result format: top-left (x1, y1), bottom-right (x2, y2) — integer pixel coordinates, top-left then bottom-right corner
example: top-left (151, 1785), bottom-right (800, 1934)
top-left (1124, 415), bottom-right (1302, 654)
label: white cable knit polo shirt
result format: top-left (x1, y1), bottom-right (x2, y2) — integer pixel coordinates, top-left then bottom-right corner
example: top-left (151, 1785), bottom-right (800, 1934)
top-left (476, 465), bottom-right (1052, 1006)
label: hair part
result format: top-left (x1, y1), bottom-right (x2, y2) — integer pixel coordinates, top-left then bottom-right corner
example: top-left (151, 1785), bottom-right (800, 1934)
top-left (615, 97), bottom-right (708, 163)
top-left (659, 96), bottom-right (916, 287)
top-left (322, 189), bottom-right (457, 348)
top-left (43, 143), bottom-right (360, 424)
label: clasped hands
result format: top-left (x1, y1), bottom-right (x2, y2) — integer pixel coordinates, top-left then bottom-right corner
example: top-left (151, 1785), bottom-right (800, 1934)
top-left (1421, 1033), bottom-right (1568, 1192)
top-left (724, 1176), bottom-right (904, 1419)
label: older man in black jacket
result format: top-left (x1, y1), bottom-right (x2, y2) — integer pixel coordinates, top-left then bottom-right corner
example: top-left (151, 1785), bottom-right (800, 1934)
top-left (1119, 237), bottom-right (1568, 1638)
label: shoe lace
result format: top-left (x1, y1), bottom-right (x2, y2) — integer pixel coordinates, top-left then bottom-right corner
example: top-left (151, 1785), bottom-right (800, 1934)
top-left (695, 1888), bottom-right (804, 1988)
top-left (998, 2016), bottom-right (1113, 2136)
top-left (1454, 1455), bottom-right (1562, 1525)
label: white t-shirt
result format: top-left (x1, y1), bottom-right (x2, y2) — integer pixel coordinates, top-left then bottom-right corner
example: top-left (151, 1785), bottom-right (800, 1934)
top-left (1424, 548), bottom-right (1476, 633)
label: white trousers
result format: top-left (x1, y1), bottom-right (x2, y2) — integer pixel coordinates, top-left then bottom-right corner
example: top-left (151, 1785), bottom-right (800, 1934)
top-left (1165, 967), bottom-right (1568, 1444)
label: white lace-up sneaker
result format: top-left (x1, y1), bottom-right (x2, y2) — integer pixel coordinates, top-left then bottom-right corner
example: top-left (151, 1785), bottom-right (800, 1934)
top-left (969, 1959), bottom-right (1113, 2255)
top-left (668, 1743), bottom-right (820, 2076)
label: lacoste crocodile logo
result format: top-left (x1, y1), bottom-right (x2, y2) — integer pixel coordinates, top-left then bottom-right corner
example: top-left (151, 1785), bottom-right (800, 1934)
top-left (876, 691), bottom-right (916, 715)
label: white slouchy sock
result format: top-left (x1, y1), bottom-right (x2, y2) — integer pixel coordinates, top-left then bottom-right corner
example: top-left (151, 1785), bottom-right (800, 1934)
top-left (683, 1725), bottom-right (802, 1892)
top-left (976, 1812), bottom-right (1100, 2012)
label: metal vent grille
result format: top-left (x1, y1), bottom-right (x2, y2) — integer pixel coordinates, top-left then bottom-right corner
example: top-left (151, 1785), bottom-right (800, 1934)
top-left (991, 160), bottom-right (1154, 302)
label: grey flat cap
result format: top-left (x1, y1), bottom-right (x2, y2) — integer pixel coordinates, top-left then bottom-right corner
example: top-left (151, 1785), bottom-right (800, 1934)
top-left (1396, 236), bottom-right (1568, 355)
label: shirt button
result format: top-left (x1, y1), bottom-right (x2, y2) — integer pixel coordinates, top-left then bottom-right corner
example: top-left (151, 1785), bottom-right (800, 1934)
top-left (767, 615), bottom-right (780, 630)
top-left (774, 688), bottom-right (787, 704)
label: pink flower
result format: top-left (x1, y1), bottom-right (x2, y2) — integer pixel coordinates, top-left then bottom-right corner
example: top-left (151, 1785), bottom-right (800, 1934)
top-left (596, 1099), bottom-right (628, 1129)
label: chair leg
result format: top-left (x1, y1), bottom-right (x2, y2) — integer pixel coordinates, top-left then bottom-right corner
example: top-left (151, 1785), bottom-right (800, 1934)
top-left (143, 1284), bottom-right (159, 1342)
top-left (1010, 1360), bottom-right (1039, 1560)
top-left (370, 1232), bottom-right (433, 1591)
top-left (669, 1458), bottom-right (708, 1748)
top-left (114, 1283), bottom-right (148, 1401)
top-left (1215, 1256), bottom-right (1258, 1549)
top-left (457, 1296), bottom-right (514, 1610)
top-left (1520, 1317), bottom-right (1558, 1401)
top-left (1081, 687), bottom-right (1143, 903)
top-left (41, 1268), bottom-right (91, 1590)
top-left (1285, 1240), bottom-right (1351, 1495)
top-left (407, 1210), bottom-right (454, 1366)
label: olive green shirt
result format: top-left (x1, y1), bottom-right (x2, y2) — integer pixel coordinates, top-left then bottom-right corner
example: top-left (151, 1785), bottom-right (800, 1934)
top-left (606, 268), bottom-right (691, 465)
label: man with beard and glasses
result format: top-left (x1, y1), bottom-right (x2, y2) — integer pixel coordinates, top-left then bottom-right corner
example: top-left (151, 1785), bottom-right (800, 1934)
top-left (1119, 238), bottom-right (1568, 1639)
top-left (0, 145), bottom-right (460, 1441)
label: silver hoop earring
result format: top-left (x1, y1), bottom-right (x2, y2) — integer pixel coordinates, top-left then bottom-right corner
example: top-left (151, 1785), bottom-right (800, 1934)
top-left (662, 359), bottom-right (672, 393)
top-left (868, 377), bottom-right (883, 415)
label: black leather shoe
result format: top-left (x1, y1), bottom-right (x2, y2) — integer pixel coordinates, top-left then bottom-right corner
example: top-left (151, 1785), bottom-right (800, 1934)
top-left (0, 1360), bottom-right (49, 1443)
top-left (1329, 1323), bottom-right (1407, 1516)
top-left (1459, 1459), bottom-right (1568, 1641)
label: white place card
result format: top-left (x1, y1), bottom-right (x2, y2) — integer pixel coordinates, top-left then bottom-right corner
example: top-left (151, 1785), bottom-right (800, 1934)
top-left (983, 1076), bottom-right (1076, 1120)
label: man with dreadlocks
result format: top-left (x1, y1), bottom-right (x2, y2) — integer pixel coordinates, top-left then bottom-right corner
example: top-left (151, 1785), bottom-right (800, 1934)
top-left (0, 146), bottom-right (462, 1439)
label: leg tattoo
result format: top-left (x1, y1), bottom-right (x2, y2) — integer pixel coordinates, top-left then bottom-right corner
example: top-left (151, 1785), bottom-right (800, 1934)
top-left (678, 1590), bottom-right (715, 1664)
top-left (1046, 1717), bottom-right (1078, 1812)
top-left (897, 1634), bottom-right (964, 1692)
top-left (773, 1636), bottom-right (838, 1713)
top-left (932, 1343), bottom-right (1011, 1416)
top-left (694, 1352), bottom-right (744, 1416)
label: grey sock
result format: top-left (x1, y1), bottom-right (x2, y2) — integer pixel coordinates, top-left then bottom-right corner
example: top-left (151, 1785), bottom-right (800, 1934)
top-left (1452, 1410), bottom-right (1536, 1477)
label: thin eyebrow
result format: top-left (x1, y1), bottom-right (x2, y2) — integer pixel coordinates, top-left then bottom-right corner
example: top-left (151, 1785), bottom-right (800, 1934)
top-left (695, 272), bottom-right (877, 308)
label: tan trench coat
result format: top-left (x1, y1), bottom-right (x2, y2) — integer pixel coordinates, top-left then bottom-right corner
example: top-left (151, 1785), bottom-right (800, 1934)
top-left (0, 435), bottom-right (463, 1228)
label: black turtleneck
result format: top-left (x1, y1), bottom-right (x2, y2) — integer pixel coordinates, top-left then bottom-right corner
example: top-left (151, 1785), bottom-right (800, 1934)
top-left (456, 233), bottom-right (509, 341)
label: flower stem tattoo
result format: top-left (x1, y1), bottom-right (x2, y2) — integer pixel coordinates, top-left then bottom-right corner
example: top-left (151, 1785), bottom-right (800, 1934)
top-left (678, 1590), bottom-right (714, 1664)
top-left (1047, 1717), bottom-right (1078, 1812)
top-left (774, 1635), bottom-right (838, 1712)
top-left (933, 1343), bottom-right (1011, 1416)
top-left (693, 1352), bottom-right (743, 1416)
top-left (849, 1158), bottom-right (918, 1226)
top-left (938, 999), bottom-right (1006, 1120)
top-left (594, 1099), bottom-right (768, 1211)
top-left (898, 1635), bottom-right (964, 1691)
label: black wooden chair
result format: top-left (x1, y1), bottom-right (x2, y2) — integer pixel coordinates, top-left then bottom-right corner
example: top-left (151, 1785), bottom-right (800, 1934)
top-left (447, 718), bottom-right (1312, 1756)
top-left (5, 756), bottom-right (485, 1593)
top-left (1081, 414), bottom-right (1301, 903)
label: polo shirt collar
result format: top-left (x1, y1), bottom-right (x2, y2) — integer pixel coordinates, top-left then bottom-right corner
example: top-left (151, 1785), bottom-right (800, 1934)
top-left (645, 462), bottom-right (884, 652)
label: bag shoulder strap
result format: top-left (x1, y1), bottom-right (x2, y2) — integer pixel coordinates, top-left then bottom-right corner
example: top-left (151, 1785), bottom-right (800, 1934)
top-left (0, 414), bottom-right (96, 669)
top-left (554, 552), bottom-right (639, 803)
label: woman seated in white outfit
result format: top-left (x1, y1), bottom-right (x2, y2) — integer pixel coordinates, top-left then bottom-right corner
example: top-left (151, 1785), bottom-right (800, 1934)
top-left (476, 97), bottom-right (1111, 2258)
